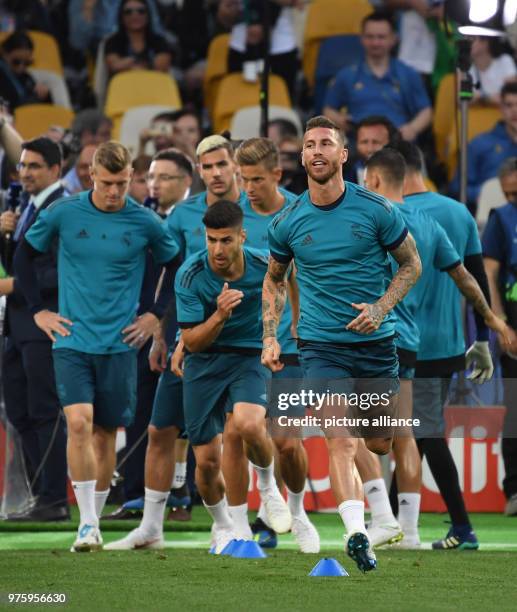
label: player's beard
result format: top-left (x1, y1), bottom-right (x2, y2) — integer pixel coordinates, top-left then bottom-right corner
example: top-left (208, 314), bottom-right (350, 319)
top-left (306, 159), bottom-right (340, 185)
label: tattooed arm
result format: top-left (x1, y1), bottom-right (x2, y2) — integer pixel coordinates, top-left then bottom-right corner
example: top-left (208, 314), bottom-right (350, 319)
top-left (287, 264), bottom-right (300, 339)
top-left (347, 233), bottom-right (422, 334)
top-left (448, 263), bottom-right (516, 351)
top-left (262, 256), bottom-right (290, 371)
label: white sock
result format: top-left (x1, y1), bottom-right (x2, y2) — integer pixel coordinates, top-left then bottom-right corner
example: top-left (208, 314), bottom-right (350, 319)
top-left (203, 496), bottom-right (233, 530)
top-left (94, 489), bottom-right (110, 519)
top-left (229, 503), bottom-right (250, 537)
top-left (252, 460), bottom-right (276, 491)
top-left (257, 502), bottom-right (270, 526)
top-left (72, 480), bottom-right (98, 528)
top-left (397, 493), bottom-right (421, 534)
top-left (286, 486), bottom-right (306, 519)
top-left (140, 488), bottom-right (168, 536)
top-left (172, 462), bottom-right (187, 489)
top-left (338, 499), bottom-right (366, 535)
top-left (364, 478), bottom-right (396, 525)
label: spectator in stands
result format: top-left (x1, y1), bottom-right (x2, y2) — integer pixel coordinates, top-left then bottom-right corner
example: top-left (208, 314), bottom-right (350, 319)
top-left (0, 104), bottom-right (22, 173)
top-left (268, 117), bottom-right (298, 146)
top-left (138, 112), bottom-right (175, 157)
top-left (155, 0), bottom-right (208, 106)
top-left (346, 115), bottom-right (400, 185)
top-left (323, 10), bottom-right (432, 141)
top-left (278, 135), bottom-right (306, 194)
top-left (70, 109), bottom-right (112, 147)
top-left (207, 0), bottom-right (241, 34)
top-left (67, 0), bottom-right (165, 54)
top-left (104, 0), bottom-right (173, 80)
top-left (370, 1), bottom-right (450, 90)
top-left (482, 157), bottom-right (517, 517)
top-left (471, 37), bottom-right (517, 106)
top-left (449, 82), bottom-right (517, 209)
top-left (170, 109), bottom-right (202, 161)
top-left (129, 154), bottom-right (152, 203)
top-left (0, 0), bottom-right (54, 35)
top-left (62, 144), bottom-right (96, 194)
top-left (227, 1), bottom-right (301, 97)
top-left (0, 31), bottom-right (50, 111)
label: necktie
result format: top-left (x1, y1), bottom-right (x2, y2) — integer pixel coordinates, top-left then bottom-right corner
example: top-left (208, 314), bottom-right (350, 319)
top-left (13, 200), bottom-right (36, 241)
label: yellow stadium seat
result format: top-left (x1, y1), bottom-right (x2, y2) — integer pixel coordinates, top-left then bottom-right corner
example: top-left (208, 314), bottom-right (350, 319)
top-left (203, 34), bottom-right (230, 118)
top-left (0, 30), bottom-right (63, 76)
top-left (303, 0), bottom-right (371, 89)
top-left (447, 105), bottom-right (502, 180)
top-left (14, 104), bottom-right (74, 140)
top-left (433, 73), bottom-right (456, 163)
top-left (104, 70), bottom-right (182, 138)
top-left (212, 73), bottom-right (291, 134)
top-left (423, 176), bottom-right (438, 193)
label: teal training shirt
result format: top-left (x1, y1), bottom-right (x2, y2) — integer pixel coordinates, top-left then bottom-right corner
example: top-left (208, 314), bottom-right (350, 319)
top-left (175, 246), bottom-right (268, 350)
top-left (268, 183), bottom-right (408, 344)
top-left (167, 190), bottom-right (247, 259)
top-left (404, 192), bottom-right (481, 360)
top-left (241, 188), bottom-right (298, 355)
top-left (25, 190), bottom-right (179, 354)
top-left (391, 202), bottom-right (461, 353)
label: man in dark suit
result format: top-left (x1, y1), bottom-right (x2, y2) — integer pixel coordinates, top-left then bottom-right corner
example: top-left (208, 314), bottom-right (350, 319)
top-left (0, 137), bottom-right (69, 521)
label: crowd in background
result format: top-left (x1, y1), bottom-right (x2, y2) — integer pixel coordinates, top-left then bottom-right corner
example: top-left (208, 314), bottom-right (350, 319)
top-left (1, 1), bottom-right (517, 522)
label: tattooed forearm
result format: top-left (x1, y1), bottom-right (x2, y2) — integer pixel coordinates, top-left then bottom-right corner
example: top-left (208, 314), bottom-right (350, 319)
top-left (448, 264), bottom-right (492, 320)
top-left (262, 257), bottom-right (289, 339)
top-left (377, 234), bottom-right (422, 315)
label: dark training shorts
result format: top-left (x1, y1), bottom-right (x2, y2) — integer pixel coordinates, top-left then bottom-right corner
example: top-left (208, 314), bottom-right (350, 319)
top-left (182, 352), bottom-right (271, 446)
top-left (53, 348), bottom-right (137, 428)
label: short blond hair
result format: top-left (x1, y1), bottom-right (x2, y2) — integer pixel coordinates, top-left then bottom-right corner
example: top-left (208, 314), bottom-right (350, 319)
top-left (92, 141), bottom-right (132, 173)
top-left (196, 134), bottom-right (233, 160)
top-left (235, 137), bottom-right (279, 171)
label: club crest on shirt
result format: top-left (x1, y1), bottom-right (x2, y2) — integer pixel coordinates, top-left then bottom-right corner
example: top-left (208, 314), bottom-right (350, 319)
top-left (121, 231), bottom-right (132, 247)
top-left (351, 223), bottom-right (364, 239)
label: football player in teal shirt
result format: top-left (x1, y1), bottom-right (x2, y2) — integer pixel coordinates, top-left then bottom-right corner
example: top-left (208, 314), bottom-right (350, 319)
top-left (358, 147), bottom-right (513, 551)
top-left (236, 137), bottom-right (319, 553)
top-left (264, 116), bottom-right (422, 573)
top-left (107, 135), bottom-right (249, 550)
top-left (396, 140), bottom-right (516, 551)
top-left (167, 135), bottom-right (246, 260)
top-left (14, 142), bottom-right (181, 553)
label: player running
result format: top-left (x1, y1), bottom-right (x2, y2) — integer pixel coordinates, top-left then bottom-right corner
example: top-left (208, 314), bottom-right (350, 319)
top-left (177, 200), bottom-right (291, 553)
top-left (356, 147), bottom-right (515, 549)
top-left (396, 141), bottom-right (516, 550)
top-left (262, 116), bottom-right (422, 572)
top-left (236, 137), bottom-right (320, 553)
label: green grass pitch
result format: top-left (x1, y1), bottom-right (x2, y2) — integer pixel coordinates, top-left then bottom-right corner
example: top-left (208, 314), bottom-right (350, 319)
top-left (1, 510), bottom-right (516, 611)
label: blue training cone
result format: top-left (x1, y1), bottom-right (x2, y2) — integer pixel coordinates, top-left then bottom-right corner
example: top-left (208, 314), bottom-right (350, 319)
top-left (309, 558), bottom-right (349, 577)
top-left (231, 540), bottom-right (268, 558)
top-left (220, 539), bottom-right (242, 556)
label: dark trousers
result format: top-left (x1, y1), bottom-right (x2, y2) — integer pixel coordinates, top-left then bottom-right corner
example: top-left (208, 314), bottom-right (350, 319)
top-left (122, 342), bottom-right (159, 500)
top-left (501, 355), bottom-right (517, 499)
top-left (2, 338), bottom-right (68, 507)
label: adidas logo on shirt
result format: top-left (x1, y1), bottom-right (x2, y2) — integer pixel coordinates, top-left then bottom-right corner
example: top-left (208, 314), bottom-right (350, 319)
top-left (77, 229), bottom-right (89, 239)
top-left (399, 499), bottom-right (409, 506)
top-left (301, 234), bottom-right (314, 246)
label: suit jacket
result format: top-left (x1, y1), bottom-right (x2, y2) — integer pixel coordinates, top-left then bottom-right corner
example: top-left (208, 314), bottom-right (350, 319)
top-left (1, 185), bottom-right (65, 343)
